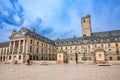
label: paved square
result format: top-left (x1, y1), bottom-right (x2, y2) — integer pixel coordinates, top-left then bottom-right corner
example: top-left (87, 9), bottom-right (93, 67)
top-left (0, 63), bottom-right (120, 80)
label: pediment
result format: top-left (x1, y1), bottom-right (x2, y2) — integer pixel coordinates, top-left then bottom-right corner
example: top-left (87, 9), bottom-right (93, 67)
top-left (10, 33), bottom-right (25, 39)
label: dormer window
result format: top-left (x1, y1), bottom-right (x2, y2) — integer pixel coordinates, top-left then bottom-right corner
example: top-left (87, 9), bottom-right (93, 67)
top-left (114, 38), bottom-right (118, 41)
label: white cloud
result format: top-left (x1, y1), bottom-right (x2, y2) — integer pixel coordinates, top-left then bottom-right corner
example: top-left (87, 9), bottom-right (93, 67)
top-left (13, 15), bottom-right (21, 22)
top-left (0, 0), bottom-right (120, 42)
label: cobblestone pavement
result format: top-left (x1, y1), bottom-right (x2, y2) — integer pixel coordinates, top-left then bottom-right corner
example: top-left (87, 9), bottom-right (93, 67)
top-left (0, 63), bottom-right (120, 80)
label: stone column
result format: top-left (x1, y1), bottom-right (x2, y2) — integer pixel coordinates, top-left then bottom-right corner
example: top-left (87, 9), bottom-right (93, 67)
top-left (18, 40), bottom-right (21, 54)
top-left (12, 41), bottom-right (15, 54)
top-left (9, 41), bottom-right (12, 53)
top-left (22, 40), bottom-right (25, 54)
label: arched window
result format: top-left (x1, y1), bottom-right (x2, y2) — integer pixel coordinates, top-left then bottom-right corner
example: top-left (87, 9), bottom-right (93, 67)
top-left (109, 57), bottom-right (112, 60)
top-left (9, 56), bottom-right (11, 60)
top-left (116, 43), bottom-right (118, 47)
top-left (30, 40), bottom-right (32, 44)
top-left (94, 45), bottom-right (97, 48)
top-left (83, 19), bottom-right (86, 23)
top-left (37, 42), bottom-right (39, 46)
top-left (0, 56), bottom-right (2, 61)
top-left (19, 55), bottom-right (21, 60)
top-left (3, 56), bottom-right (5, 61)
top-left (109, 49), bottom-right (112, 54)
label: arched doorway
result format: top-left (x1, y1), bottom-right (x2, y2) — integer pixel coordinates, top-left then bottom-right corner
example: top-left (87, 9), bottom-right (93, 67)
top-left (3, 56), bottom-right (5, 61)
top-left (0, 56), bottom-right (2, 61)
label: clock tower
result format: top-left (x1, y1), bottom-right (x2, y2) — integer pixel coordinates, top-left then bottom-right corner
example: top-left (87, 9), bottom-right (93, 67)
top-left (81, 15), bottom-right (92, 37)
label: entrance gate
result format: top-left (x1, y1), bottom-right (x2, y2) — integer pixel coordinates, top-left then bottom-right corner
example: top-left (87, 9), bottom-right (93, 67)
top-left (95, 49), bottom-right (106, 64)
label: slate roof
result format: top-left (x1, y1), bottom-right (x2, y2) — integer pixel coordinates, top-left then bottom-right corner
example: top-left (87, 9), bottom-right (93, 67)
top-left (0, 41), bottom-right (9, 48)
top-left (54, 30), bottom-right (120, 46)
top-left (11, 27), bottom-right (55, 45)
top-left (1, 28), bottom-right (120, 47)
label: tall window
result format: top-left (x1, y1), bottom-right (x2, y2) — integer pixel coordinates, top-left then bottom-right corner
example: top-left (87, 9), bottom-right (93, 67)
top-left (19, 55), bottom-right (21, 60)
top-left (30, 46), bottom-right (32, 52)
top-left (116, 43), bottom-right (118, 47)
top-left (81, 45), bottom-right (84, 49)
top-left (30, 40), bottom-right (32, 44)
top-left (117, 57), bottom-right (120, 60)
top-left (9, 56), bottom-right (11, 60)
top-left (1, 49), bottom-right (3, 54)
top-left (61, 47), bottom-right (63, 50)
top-left (108, 44), bottom-right (111, 47)
top-left (37, 42), bottom-right (39, 46)
top-left (101, 44), bottom-right (104, 48)
top-left (94, 45), bottom-right (97, 48)
top-left (83, 19), bottom-right (86, 23)
top-left (41, 48), bottom-right (43, 53)
top-left (4, 49), bottom-right (6, 55)
top-left (75, 46), bottom-right (77, 49)
top-left (37, 47), bottom-right (39, 53)
top-left (70, 46), bottom-right (72, 49)
top-left (65, 47), bottom-right (67, 50)
top-left (109, 49), bottom-right (112, 54)
top-left (88, 45), bottom-right (90, 48)
top-left (109, 57), bottom-right (112, 60)
top-left (88, 50), bottom-right (91, 54)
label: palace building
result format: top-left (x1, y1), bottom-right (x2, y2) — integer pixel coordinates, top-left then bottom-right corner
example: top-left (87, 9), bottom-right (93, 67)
top-left (0, 15), bottom-right (120, 64)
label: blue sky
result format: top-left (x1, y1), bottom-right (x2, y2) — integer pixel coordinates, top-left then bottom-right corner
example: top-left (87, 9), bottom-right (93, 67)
top-left (0, 0), bottom-right (120, 41)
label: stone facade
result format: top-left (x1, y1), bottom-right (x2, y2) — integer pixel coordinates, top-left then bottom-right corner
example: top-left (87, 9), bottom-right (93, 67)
top-left (0, 15), bottom-right (120, 64)
top-left (0, 28), bottom-right (57, 63)
top-left (81, 15), bottom-right (92, 37)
